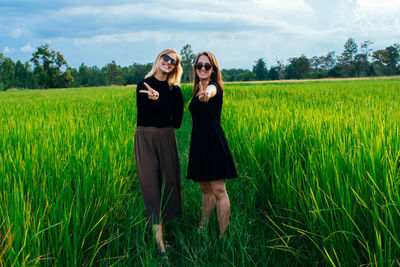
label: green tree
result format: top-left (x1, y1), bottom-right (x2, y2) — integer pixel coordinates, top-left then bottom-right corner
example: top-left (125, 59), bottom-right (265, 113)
top-left (285, 58), bottom-right (297, 79)
top-left (120, 63), bottom-right (152, 85)
top-left (14, 60), bottom-right (31, 88)
top-left (252, 58), bottom-right (268, 80)
top-left (68, 67), bottom-right (80, 87)
top-left (384, 44), bottom-right (400, 75)
top-left (341, 38), bottom-right (358, 62)
top-left (372, 44), bottom-right (400, 75)
top-left (267, 67), bottom-right (279, 80)
top-left (310, 51), bottom-right (336, 72)
top-left (91, 66), bottom-right (107, 86)
top-left (180, 44), bottom-right (196, 83)
top-left (222, 69), bottom-right (255, 81)
top-left (351, 41), bottom-right (374, 77)
top-left (309, 56), bottom-right (327, 78)
top-left (275, 59), bottom-right (284, 80)
top-left (30, 44), bottom-right (69, 88)
top-left (62, 70), bottom-right (74, 87)
top-left (78, 63), bottom-right (90, 86)
top-left (337, 38), bottom-right (358, 76)
top-left (0, 53), bottom-right (3, 90)
top-left (285, 56), bottom-right (310, 79)
top-left (296, 56), bottom-right (311, 78)
top-left (354, 54), bottom-right (370, 77)
top-left (360, 40), bottom-right (374, 60)
top-left (107, 60), bottom-right (119, 85)
top-left (237, 70), bottom-right (256, 81)
top-left (0, 55), bottom-right (16, 90)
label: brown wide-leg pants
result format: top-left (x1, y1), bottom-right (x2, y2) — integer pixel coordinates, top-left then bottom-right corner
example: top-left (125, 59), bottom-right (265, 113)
top-left (134, 126), bottom-right (182, 224)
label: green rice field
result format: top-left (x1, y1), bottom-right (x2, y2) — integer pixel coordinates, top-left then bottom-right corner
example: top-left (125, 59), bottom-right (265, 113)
top-left (1, 78), bottom-right (400, 266)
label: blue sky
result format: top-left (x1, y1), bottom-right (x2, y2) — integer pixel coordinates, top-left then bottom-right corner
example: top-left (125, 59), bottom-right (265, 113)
top-left (1, 0), bottom-right (399, 69)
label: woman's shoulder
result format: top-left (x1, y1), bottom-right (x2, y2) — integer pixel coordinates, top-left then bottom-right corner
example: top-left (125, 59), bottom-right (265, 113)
top-left (137, 76), bottom-right (155, 89)
top-left (209, 81), bottom-right (218, 87)
top-left (209, 81), bottom-right (222, 96)
top-left (165, 83), bottom-right (181, 95)
top-left (209, 81), bottom-right (221, 89)
top-left (172, 84), bottom-right (181, 91)
top-left (139, 76), bottom-right (153, 84)
top-left (137, 77), bottom-right (146, 86)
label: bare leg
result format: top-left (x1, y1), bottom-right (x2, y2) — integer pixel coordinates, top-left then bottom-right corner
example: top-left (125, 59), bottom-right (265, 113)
top-left (199, 182), bottom-right (216, 229)
top-left (210, 180), bottom-right (230, 239)
top-left (152, 224), bottom-right (166, 253)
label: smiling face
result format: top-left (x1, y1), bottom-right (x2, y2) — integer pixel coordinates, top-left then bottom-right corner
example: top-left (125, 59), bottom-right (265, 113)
top-left (195, 55), bottom-right (213, 81)
top-left (157, 52), bottom-right (177, 74)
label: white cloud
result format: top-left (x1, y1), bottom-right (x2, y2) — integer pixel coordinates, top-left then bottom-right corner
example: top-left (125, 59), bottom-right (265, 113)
top-left (20, 43), bottom-right (34, 52)
top-left (3, 47), bottom-right (14, 54)
top-left (73, 31), bottom-right (156, 44)
top-left (358, 0), bottom-right (400, 10)
top-left (59, 5), bottom-right (104, 16)
top-left (57, 1), bottom-right (312, 26)
top-left (1, 0), bottom-right (399, 69)
top-left (352, 0), bottom-right (400, 39)
top-left (11, 28), bottom-right (22, 38)
top-left (253, 0), bottom-right (312, 12)
top-left (58, 3), bottom-right (150, 17)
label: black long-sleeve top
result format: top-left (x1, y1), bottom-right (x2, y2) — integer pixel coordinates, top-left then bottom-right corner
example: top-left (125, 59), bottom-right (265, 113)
top-left (136, 76), bottom-right (184, 129)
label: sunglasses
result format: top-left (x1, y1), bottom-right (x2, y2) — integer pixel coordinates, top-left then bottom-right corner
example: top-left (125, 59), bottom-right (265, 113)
top-left (196, 63), bottom-right (212, 71)
top-left (161, 54), bottom-right (177, 65)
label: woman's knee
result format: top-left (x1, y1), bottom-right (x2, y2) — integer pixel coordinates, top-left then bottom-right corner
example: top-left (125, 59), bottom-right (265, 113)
top-left (212, 187), bottom-right (228, 200)
top-left (199, 182), bottom-right (213, 195)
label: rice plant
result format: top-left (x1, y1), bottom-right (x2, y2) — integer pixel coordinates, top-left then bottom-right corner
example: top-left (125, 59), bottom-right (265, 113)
top-left (1, 78), bottom-right (399, 266)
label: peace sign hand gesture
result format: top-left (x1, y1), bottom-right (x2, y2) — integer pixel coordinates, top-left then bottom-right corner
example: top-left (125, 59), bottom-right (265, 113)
top-left (198, 81), bottom-right (210, 102)
top-left (139, 82), bottom-right (160, 101)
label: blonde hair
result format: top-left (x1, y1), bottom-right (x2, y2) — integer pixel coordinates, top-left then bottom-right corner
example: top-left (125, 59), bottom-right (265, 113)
top-left (145, 49), bottom-right (183, 87)
top-left (192, 51), bottom-right (224, 96)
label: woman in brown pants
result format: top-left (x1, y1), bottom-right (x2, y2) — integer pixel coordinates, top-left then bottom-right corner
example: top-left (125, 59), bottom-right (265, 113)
top-left (134, 49), bottom-right (183, 254)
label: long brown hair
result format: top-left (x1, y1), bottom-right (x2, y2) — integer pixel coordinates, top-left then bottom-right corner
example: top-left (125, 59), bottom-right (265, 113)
top-left (192, 51), bottom-right (224, 96)
top-left (145, 49), bottom-right (183, 87)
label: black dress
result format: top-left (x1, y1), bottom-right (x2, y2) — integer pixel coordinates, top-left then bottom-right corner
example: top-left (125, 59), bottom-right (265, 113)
top-left (187, 82), bottom-right (238, 182)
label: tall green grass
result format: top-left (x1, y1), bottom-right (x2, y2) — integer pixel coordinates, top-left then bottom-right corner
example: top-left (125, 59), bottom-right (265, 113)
top-left (1, 79), bottom-right (399, 266)
top-left (224, 79), bottom-right (400, 266)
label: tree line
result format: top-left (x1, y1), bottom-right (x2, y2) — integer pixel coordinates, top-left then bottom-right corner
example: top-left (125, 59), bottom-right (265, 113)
top-left (0, 38), bottom-right (399, 90)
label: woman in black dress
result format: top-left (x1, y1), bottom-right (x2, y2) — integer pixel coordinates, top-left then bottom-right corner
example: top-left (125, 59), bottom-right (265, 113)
top-left (135, 49), bottom-right (183, 254)
top-left (187, 51), bottom-right (238, 239)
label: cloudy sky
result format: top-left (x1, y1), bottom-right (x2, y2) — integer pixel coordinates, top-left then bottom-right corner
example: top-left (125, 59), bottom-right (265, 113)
top-left (1, 0), bottom-right (399, 69)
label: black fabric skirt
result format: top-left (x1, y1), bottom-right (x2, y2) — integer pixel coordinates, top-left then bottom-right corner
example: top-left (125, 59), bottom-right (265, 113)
top-left (187, 125), bottom-right (238, 182)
